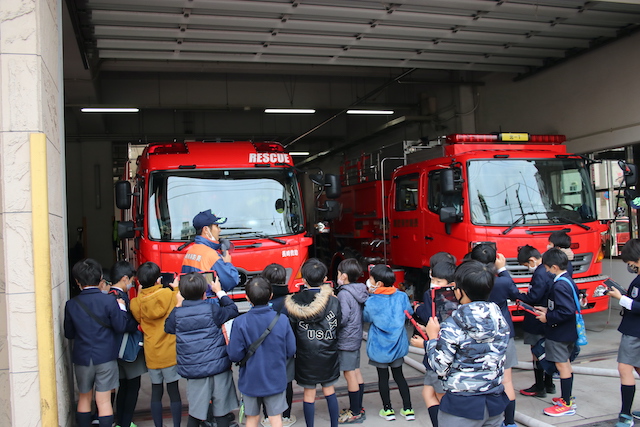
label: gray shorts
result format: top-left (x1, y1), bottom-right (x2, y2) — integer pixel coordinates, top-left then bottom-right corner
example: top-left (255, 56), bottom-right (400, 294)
top-left (339, 349), bottom-right (361, 372)
top-left (439, 406), bottom-right (504, 427)
top-left (368, 357), bottom-right (404, 369)
top-left (504, 338), bottom-right (518, 369)
top-left (75, 360), bottom-right (119, 393)
top-left (148, 364), bottom-right (181, 385)
top-left (545, 339), bottom-right (575, 363)
top-left (618, 334), bottom-right (640, 367)
top-left (423, 369), bottom-right (445, 394)
top-left (523, 332), bottom-right (544, 346)
top-left (118, 350), bottom-right (148, 380)
top-left (243, 390), bottom-right (288, 417)
top-left (297, 378), bottom-right (339, 389)
top-left (187, 370), bottom-right (239, 420)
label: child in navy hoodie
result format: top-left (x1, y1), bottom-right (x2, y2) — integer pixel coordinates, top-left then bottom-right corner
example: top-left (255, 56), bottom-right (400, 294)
top-left (228, 277), bottom-right (296, 427)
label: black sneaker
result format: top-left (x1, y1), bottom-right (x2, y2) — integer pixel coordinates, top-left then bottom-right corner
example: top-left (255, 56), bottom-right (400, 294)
top-left (520, 384), bottom-right (546, 398)
top-left (546, 383), bottom-right (557, 394)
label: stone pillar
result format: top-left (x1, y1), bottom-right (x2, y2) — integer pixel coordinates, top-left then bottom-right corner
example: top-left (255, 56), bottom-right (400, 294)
top-left (0, 1), bottom-right (71, 426)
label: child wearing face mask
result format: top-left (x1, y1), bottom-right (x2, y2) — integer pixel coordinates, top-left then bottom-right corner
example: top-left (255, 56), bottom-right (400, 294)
top-left (363, 264), bottom-right (414, 422)
top-left (108, 261), bottom-right (147, 427)
top-left (516, 245), bottom-right (556, 400)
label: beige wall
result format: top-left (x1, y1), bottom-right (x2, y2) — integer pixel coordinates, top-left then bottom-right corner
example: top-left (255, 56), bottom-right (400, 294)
top-left (0, 0), bottom-right (71, 426)
top-left (477, 31), bottom-right (640, 153)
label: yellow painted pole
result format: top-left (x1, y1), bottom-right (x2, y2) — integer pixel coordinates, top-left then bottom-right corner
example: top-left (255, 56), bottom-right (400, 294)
top-left (30, 133), bottom-right (59, 427)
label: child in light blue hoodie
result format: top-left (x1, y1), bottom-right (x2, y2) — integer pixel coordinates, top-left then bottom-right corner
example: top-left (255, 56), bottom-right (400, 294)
top-left (363, 264), bottom-right (414, 421)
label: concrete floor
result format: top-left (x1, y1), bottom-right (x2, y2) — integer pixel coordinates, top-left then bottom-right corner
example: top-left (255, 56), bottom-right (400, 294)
top-left (125, 302), bottom-right (633, 427)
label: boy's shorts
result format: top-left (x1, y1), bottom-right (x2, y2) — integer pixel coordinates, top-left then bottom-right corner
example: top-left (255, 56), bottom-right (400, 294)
top-left (423, 369), bottom-right (445, 394)
top-left (75, 360), bottom-right (119, 393)
top-left (338, 349), bottom-right (361, 372)
top-left (438, 407), bottom-right (504, 427)
top-left (187, 370), bottom-right (239, 420)
top-left (243, 390), bottom-right (288, 417)
top-left (368, 357), bottom-right (403, 369)
top-left (545, 339), bottom-right (575, 363)
top-left (504, 338), bottom-right (518, 369)
top-left (118, 351), bottom-right (147, 380)
top-left (297, 378), bottom-right (339, 389)
top-left (523, 332), bottom-right (544, 346)
top-left (618, 334), bottom-right (640, 367)
top-left (149, 364), bottom-right (181, 384)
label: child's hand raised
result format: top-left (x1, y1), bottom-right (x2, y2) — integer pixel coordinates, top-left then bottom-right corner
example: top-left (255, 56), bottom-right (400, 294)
top-left (210, 275), bottom-right (222, 294)
top-left (426, 317), bottom-right (440, 340)
top-left (410, 335), bottom-right (424, 348)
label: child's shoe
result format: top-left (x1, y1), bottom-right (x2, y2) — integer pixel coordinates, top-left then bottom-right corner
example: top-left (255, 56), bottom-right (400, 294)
top-left (400, 408), bottom-right (415, 421)
top-left (546, 383), bottom-right (556, 394)
top-left (519, 384), bottom-right (546, 398)
top-left (552, 396), bottom-right (577, 408)
top-left (543, 399), bottom-right (576, 417)
top-left (282, 415), bottom-right (297, 427)
top-left (379, 408), bottom-right (396, 421)
top-left (503, 424), bottom-right (518, 427)
top-left (616, 413), bottom-right (635, 427)
top-left (360, 408), bottom-right (366, 420)
top-left (338, 410), bottom-right (364, 424)
top-left (634, 411), bottom-right (640, 420)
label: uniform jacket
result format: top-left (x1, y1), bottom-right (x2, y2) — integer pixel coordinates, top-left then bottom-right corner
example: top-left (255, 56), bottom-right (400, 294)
top-left (181, 235), bottom-right (240, 292)
top-left (284, 286), bottom-right (341, 385)
top-left (336, 282), bottom-right (369, 351)
top-left (489, 269), bottom-right (519, 338)
top-left (618, 275), bottom-right (640, 338)
top-left (227, 305), bottom-right (296, 397)
top-left (164, 296), bottom-right (239, 379)
top-left (425, 301), bottom-right (509, 394)
top-left (518, 264), bottom-right (554, 336)
top-left (130, 284), bottom-right (179, 369)
top-left (544, 272), bottom-right (578, 342)
top-left (363, 287), bottom-right (412, 364)
top-left (64, 287), bottom-right (129, 366)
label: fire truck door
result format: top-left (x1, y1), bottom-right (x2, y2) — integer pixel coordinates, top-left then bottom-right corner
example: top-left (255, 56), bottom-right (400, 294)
top-left (390, 173), bottom-right (423, 268)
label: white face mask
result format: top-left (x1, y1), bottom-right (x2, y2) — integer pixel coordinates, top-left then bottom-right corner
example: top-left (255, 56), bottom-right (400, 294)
top-left (337, 278), bottom-right (345, 286)
top-left (366, 278), bottom-right (378, 293)
top-left (528, 265), bottom-right (537, 273)
top-left (126, 280), bottom-right (134, 292)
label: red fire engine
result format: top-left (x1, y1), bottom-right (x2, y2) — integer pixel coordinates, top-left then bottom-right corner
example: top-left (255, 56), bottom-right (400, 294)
top-left (325, 133), bottom-right (610, 319)
top-left (115, 141), bottom-right (312, 308)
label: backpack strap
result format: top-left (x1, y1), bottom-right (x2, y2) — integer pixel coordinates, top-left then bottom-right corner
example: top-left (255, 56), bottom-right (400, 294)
top-left (74, 297), bottom-right (111, 329)
top-left (237, 313), bottom-right (281, 368)
top-left (557, 276), bottom-right (582, 314)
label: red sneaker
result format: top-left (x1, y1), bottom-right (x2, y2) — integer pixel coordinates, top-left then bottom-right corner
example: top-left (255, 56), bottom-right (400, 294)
top-left (552, 396), bottom-right (577, 408)
top-left (544, 399), bottom-right (576, 417)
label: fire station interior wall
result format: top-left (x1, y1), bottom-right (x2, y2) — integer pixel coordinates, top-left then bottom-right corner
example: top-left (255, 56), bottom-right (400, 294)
top-left (476, 31), bottom-right (640, 154)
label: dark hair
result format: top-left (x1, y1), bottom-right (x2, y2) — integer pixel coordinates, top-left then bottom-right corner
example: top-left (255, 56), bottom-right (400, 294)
top-left (337, 258), bottom-right (363, 283)
top-left (179, 273), bottom-right (208, 300)
top-left (542, 248), bottom-right (568, 270)
top-left (369, 264), bottom-right (395, 287)
top-left (261, 263), bottom-right (287, 285)
top-left (517, 245), bottom-right (542, 265)
top-left (137, 262), bottom-right (161, 288)
top-left (301, 258), bottom-right (328, 287)
top-left (246, 276), bottom-right (272, 306)
top-left (454, 260), bottom-right (494, 301)
top-left (110, 261), bottom-right (136, 285)
top-left (72, 258), bottom-right (103, 288)
top-left (431, 261), bottom-right (456, 284)
top-left (470, 243), bottom-right (497, 265)
top-left (621, 239), bottom-right (640, 263)
top-left (429, 251), bottom-right (456, 267)
top-left (549, 231), bottom-right (571, 249)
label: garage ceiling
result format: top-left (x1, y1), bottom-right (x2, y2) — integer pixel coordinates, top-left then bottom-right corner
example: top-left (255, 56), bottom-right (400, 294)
top-left (68, 0), bottom-right (640, 78)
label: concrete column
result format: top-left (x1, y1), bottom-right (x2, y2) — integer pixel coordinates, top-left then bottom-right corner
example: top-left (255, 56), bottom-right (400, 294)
top-left (0, 1), bottom-right (71, 426)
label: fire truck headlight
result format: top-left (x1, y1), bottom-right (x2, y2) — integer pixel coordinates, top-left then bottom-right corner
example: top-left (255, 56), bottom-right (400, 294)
top-left (593, 284), bottom-right (607, 297)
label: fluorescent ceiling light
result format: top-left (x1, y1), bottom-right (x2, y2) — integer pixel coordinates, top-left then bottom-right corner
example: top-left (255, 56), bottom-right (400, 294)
top-left (289, 152), bottom-right (310, 156)
top-left (347, 109), bottom-right (394, 115)
top-left (81, 107), bottom-right (140, 113)
top-left (264, 108), bottom-right (315, 114)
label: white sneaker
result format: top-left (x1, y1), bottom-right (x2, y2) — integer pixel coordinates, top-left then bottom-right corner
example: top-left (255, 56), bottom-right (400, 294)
top-left (282, 415), bottom-right (297, 426)
top-left (260, 417), bottom-right (272, 427)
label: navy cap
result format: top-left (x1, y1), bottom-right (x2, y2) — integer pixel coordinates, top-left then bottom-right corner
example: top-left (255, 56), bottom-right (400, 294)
top-left (193, 209), bottom-right (227, 230)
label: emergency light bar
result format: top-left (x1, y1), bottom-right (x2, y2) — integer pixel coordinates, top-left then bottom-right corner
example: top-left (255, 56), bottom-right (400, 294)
top-left (447, 133), bottom-right (566, 144)
top-left (147, 142), bottom-right (189, 155)
top-left (252, 142), bottom-right (286, 152)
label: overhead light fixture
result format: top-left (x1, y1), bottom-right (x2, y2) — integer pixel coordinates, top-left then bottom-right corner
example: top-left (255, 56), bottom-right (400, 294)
top-left (264, 108), bottom-right (316, 114)
top-left (347, 109), bottom-right (394, 115)
top-left (289, 152), bottom-right (310, 156)
top-left (81, 107), bottom-right (140, 113)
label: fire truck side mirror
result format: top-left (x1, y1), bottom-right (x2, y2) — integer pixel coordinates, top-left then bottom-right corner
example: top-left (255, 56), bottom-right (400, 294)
top-left (117, 220), bottom-right (136, 239)
top-left (620, 160), bottom-right (637, 188)
top-left (318, 200), bottom-right (342, 220)
top-left (325, 174), bottom-right (342, 199)
top-left (441, 169), bottom-right (458, 195)
top-left (115, 180), bottom-right (132, 209)
top-left (439, 206), bottom-right (461, 224)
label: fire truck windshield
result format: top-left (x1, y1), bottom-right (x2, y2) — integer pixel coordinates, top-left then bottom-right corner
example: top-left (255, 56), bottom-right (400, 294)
top-left (147, 168), bottom-right (304, 241)
top-left (467, 158), bottom-right (596, 226)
